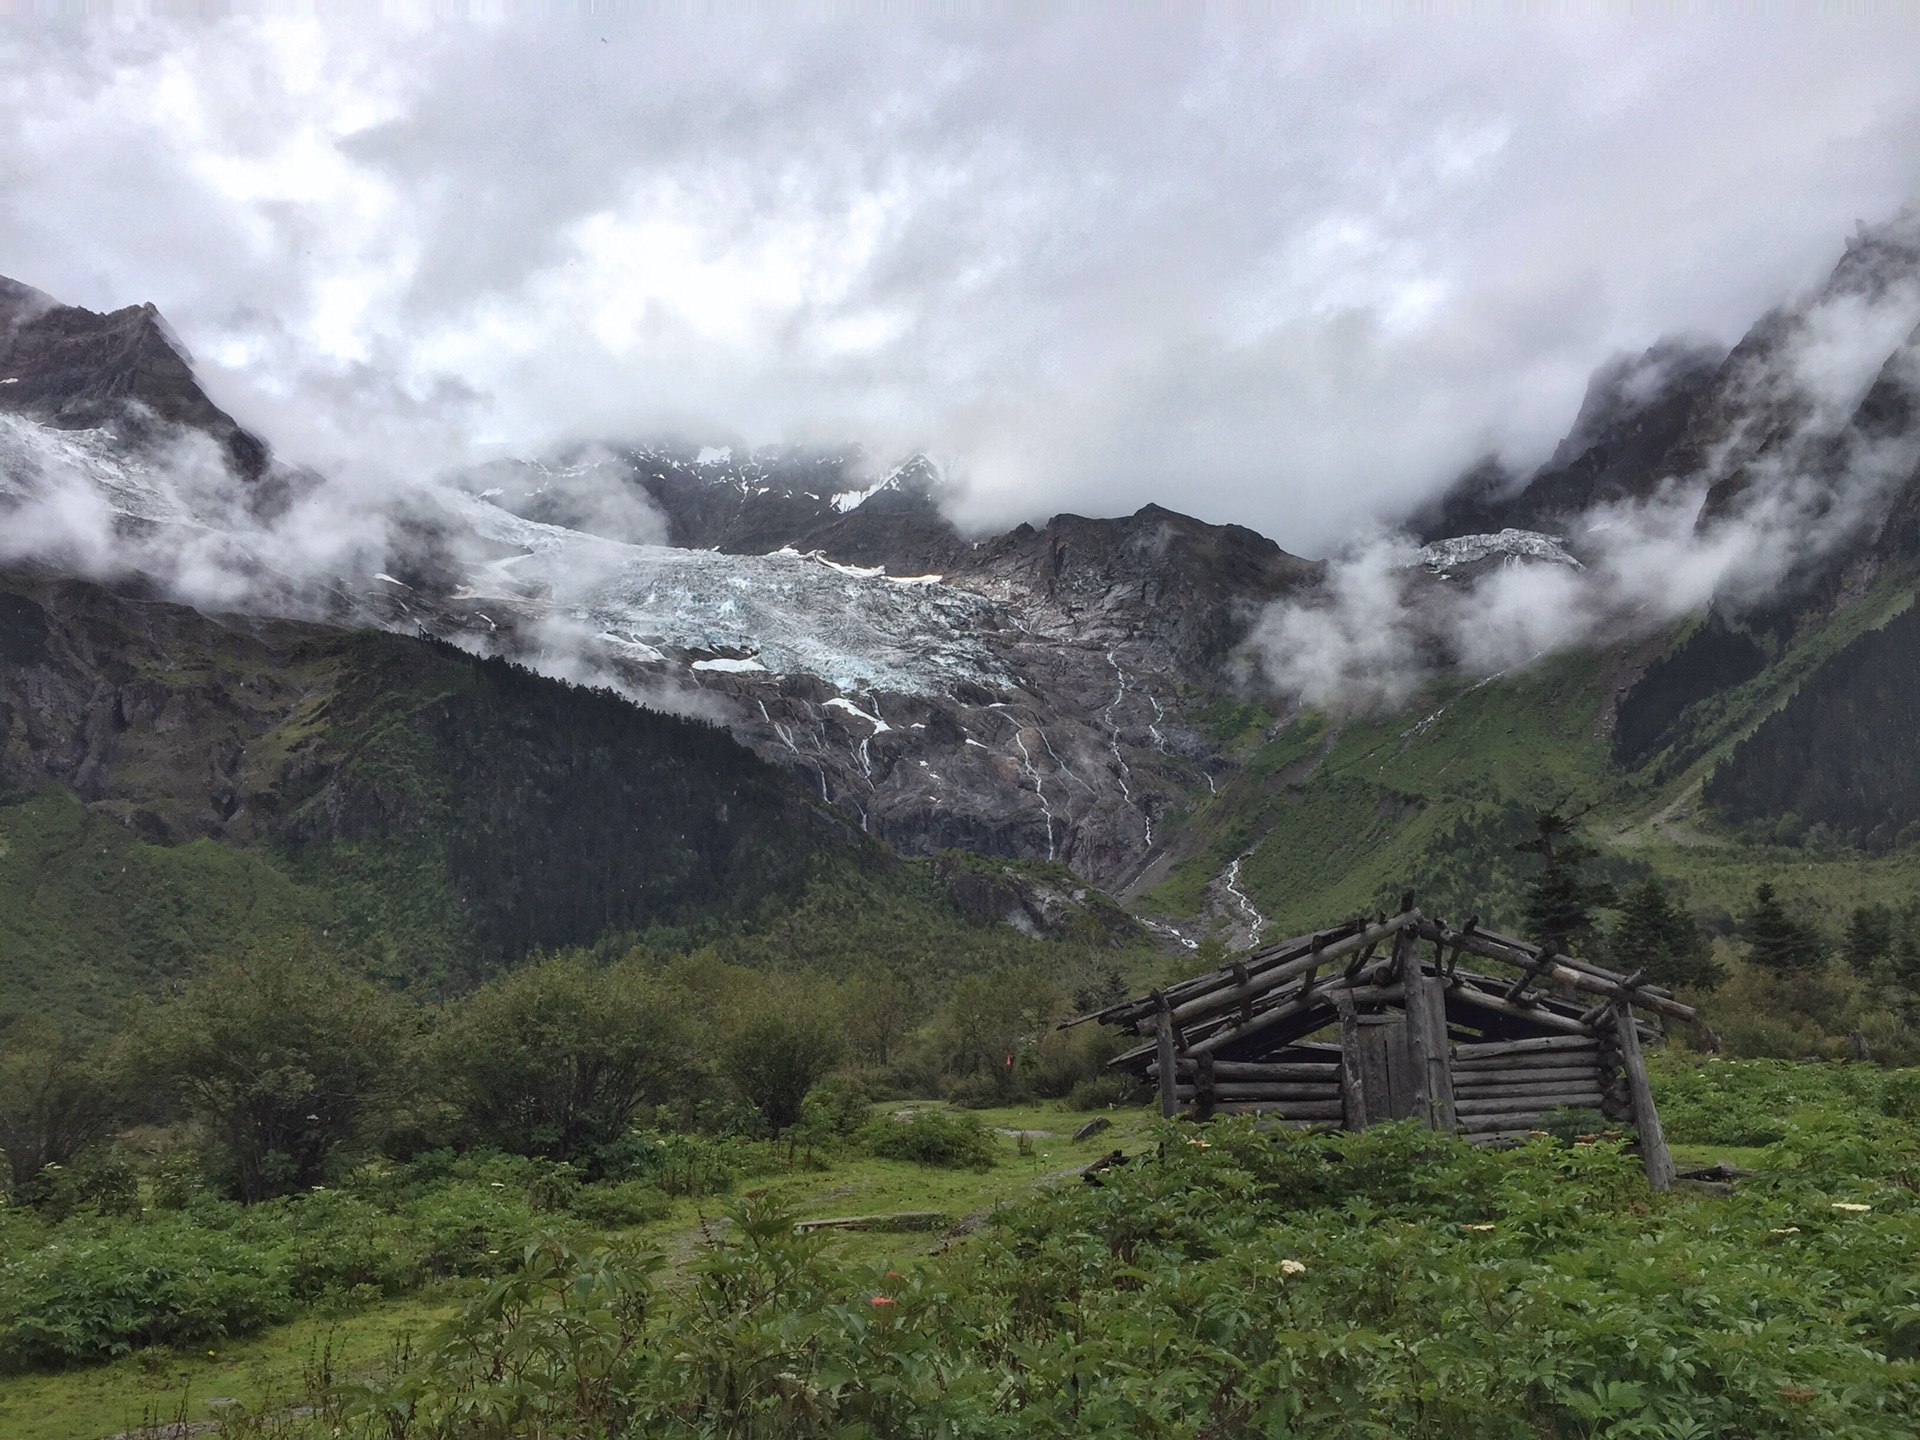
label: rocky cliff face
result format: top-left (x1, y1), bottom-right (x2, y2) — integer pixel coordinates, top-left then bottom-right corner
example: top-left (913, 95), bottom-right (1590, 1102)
top-left (0, 279), bottom-right (268, 481)
top-left (0, 279), bottom-right (1329, 894)
top-left (13, 215), bottom-right (1920, 904)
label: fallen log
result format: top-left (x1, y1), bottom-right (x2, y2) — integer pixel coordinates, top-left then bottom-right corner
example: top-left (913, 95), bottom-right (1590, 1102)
top-left (1186, 982), bottom-right (1407, 1059)
top-left (793, 1211), bottom-right (948, 1234)
top-left (1445, 982), bottom-right (1597, 1035)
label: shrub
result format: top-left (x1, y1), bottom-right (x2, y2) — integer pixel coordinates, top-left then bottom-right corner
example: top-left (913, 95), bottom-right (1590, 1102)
top-left (861, 1109), bottom-right (997, 1170)
top-left (435, 957), bottom-right (694, 1169)
top-left (567, 1181), bottom-right (669, 1229)
top-left (1067, 1075), bottom-right (1129, 1111)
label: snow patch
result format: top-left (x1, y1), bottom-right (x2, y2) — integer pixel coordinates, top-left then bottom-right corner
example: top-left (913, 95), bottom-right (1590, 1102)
top-left (824, 697), bottom-right (892, 731)
top-left (1417, 529), bottom-right (1582, 577)
top-left (692, 656), bottom-right (768, 674)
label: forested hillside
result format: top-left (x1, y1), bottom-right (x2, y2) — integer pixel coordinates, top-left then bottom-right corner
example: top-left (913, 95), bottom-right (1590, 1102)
top-left (0, 570), bottom-right (1146, 1023)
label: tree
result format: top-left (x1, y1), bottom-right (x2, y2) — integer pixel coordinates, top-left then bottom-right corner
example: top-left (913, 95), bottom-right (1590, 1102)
top-left (439, 955), bottom-right (692, 1166)
top-left (838, 964), bottom-right (920, 1069)
top-left (1843, 904), bottom-right (1894, 974)
top-left (0, 1020), bottom-right (120, 1195)
top-left (131, 940), bottom-right (417, 1202)
top-left (1744, 883), bottom-right (1826, 975)
top-left (1516, 809), bottom-right (1614, 952)
top-left (1609, 879), bottom-right (1722, 991)
top-left (928, 968), bottom-right (1064, 1099)
top-left (719, 987), bottom-right (844, 1134)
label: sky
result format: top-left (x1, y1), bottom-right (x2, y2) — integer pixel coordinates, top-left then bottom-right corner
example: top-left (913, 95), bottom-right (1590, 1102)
top-left (6, 10), bottom-right (1920, 555)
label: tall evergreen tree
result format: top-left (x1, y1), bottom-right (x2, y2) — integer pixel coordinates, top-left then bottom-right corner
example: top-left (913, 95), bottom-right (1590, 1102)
top-left (1516, 809), bottom-right (1614, 952)
top-left (1744, 882), bottom-right (1826, 975)
top-left (1843, 904), bottom-right (1894, 974)
top-left (1609, 878), bottom-right (1721, 991)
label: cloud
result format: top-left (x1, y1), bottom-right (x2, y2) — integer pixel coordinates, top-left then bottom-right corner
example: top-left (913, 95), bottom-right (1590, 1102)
top-left (3, 14), bottom-right (1920, 555)
top-left (1251, 244), bottom-right (1920, 710)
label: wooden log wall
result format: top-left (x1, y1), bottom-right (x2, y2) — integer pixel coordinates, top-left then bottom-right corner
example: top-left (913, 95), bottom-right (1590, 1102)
top-left (1446, 1035), bottom-right (1610, 1139)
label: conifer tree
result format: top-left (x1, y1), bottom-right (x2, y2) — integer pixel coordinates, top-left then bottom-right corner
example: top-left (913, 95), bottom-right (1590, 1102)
top-left (1843, 904), bottom-right (1894, 974)
top-left (1609, 878), bottom-right (1721, 990)
top-left (1516, 809), bottom-right (1614, 952)
top-left (1744, 882), bottom-right (1825, 975)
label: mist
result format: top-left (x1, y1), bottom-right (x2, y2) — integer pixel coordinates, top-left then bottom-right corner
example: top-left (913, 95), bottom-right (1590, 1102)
top-left (1252, 239), bottom-right (1920, 711)
top-left (5, 14), bottom-right (1920, 556)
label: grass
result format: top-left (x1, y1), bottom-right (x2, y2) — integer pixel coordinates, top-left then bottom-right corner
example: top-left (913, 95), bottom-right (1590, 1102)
top-left (0, 1100), bottom-right (1154, 1439)
top-left (1146, 583), bottom-right (1920, 946)
top-left (0, 1295), bottom-right (457, 1440)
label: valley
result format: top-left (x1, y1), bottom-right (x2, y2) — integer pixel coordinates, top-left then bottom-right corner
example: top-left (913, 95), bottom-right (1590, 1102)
top-left (6, 203), bottom-right (1920, 1439)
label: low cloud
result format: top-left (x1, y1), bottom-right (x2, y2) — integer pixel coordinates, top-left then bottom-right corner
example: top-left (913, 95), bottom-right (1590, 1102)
top-left (4, 16), bottom-right (1920, 553)
top-left (1253, 250), bottom-right (1920, 709)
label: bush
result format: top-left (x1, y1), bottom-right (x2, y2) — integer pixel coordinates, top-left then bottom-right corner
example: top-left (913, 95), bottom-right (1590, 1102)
top-left (1883, 1070), bottom-right (1920, 1121)
top-left (861, 1109), bottom-right (997, 1170)
top-left (799, 1078), bottom-right (872, 1138)
top-left (567, 1181), bottom-right (670, 1229)
top-left (1067, 1075), bottom-right (1130, 1111)
top-left (436, 956), bottom-right (694, 1169)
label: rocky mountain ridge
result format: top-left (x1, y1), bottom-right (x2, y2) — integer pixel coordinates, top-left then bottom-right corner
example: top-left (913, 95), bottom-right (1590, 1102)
top-left (10, 213), bottom-right (1920, 939)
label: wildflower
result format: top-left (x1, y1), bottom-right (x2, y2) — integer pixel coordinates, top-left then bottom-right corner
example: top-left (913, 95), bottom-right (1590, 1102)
top-left (886, 1271), bottom-right (904, 1280)
top-left (1279, 1259), bottom-right (1307, 1275)
top-left (490, 1181), bottom-right (506, 1189)
top-left (1769, 1227), bottom-right (1800, 1236)
top-left (871, 1296), bottom-right (898, 1308)
top-left (1462, 1223), bottom-right (1496, 1232)
top-left (1830, 1201), bottom-right (1872, 1213)
top-left (1185, 1138), bottom-right (1211, 1149)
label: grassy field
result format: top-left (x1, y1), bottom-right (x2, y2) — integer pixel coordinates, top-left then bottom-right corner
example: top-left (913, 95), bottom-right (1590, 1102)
top-left (0, 1072), bottom-right (1840, 1440)
top-left (0, 1100), bottom-right (1157, 1440)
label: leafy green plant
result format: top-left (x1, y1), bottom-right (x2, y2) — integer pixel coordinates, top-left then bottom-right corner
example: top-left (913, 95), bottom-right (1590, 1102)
top-left (859, 1109), bottom-right (997, 1170)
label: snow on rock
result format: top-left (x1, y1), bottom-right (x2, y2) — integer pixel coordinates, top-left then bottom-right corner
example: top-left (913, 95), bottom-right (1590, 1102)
top-left (691, 656), bottom-right (768, 674)
top-left (824, 696), bottom-right (891, 731)
top-left (1416, 528), bottom-right (1582, 577)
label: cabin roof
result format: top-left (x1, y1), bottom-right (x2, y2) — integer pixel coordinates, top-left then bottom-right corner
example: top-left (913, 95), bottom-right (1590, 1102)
top-left (1069, 906), bottom-right (1697, 1073)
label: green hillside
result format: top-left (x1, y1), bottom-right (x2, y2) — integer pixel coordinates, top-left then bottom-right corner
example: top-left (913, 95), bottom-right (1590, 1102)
top-left (1141, 573), bottom-right (1920, 1059)
top-left (0, 575), bottom-right (1151, 1029)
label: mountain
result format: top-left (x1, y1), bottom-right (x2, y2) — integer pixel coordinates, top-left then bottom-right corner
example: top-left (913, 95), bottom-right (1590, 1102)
top-left (0, 281), bottom-right (1328, 895)
top-left (12, 211), bottom-right (1920, 1021)
top-left (0, 277), bottom-right (268, 481)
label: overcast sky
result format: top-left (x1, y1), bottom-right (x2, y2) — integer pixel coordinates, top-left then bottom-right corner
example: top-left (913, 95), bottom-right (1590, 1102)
top-left (6, 11), bottom-right (1920, 554)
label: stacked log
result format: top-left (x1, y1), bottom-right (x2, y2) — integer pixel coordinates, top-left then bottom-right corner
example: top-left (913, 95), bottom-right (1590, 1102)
top-left (1446, 1035), bottom-right (1606, 1135)
top-left (1149, 1057), bottom-right (1344, 1119)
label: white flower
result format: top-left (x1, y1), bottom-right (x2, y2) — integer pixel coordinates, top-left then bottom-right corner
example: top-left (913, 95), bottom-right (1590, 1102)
top-left (1769, 1226), bottom-right (1800, 1236)
top-left (1462, 1223), bottom-right (1496, 1232)
top-left (1279, 1259), bottom-right (1307, 1275)
top-left (1830, 1202), bottom-right (1872, 1213)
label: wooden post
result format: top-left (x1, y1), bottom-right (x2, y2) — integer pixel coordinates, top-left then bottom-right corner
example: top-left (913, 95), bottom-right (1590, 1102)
top-left (1195, 1053), bottom-right (1217, 1121)
top-left (1332, 992), bottom-right (1369, 1131)
top-left (1155, 1001), bottom-right (1178, 1120)
top-left (1399, 930), bottom-right (1457, 1132)
top-left (1613, 1001), bottom-right (1674, 1193)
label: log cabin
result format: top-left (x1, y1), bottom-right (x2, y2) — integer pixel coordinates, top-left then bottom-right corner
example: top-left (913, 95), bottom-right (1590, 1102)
top-left (1065, 904), bottom-right (1695, 1190)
